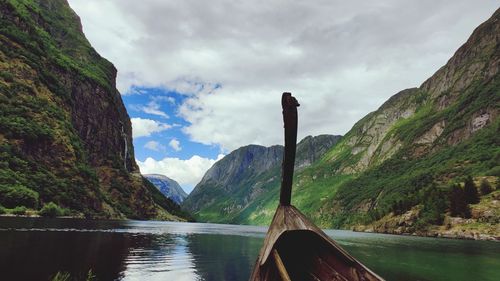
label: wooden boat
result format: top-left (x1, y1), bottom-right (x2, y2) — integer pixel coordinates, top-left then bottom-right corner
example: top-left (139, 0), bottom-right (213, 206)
top-left (249, 93), bottom-right (383, 281)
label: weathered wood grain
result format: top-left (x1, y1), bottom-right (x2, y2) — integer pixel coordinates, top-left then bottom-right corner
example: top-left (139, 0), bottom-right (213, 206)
top-left (249, 206), bottom-right (384, 281)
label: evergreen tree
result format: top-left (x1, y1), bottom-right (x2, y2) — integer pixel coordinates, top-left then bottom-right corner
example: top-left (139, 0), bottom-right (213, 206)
top-left (463, 176), bottom-right (479, 204)
top-left (479, 179), bottom-right (492, 195)
top-left (449, 184), bottom-right (470, 218)
top-left (421, 189), bottom-right (447, 224)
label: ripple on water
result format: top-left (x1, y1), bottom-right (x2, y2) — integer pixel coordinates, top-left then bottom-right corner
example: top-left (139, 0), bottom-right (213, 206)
top-left (1, 217), bottom-right (499, 281)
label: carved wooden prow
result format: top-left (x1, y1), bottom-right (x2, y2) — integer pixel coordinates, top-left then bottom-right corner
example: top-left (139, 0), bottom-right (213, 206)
top-left (249, 93), bottom-right (383, 281)
top-left (280, 92), bottom-right (300, 206)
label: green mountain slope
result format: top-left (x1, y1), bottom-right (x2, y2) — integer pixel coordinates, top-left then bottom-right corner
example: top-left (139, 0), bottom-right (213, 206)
top-left (307, 8), bottom-right (500, 236)
top-left (0, 0), bottom-right (186, 220)
top-left (182, 135), bottom-right (341, 223)
top-left (188, 8), bottom-right (500, 238)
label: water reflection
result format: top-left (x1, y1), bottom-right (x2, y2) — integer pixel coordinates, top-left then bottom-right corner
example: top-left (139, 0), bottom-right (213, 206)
top-left (186, 234), bottom-right (262, 281)
top-left (119, 233), bottom-right (262, 281)
top-left (121, 234), bottom-right (201, 281)
top-left (0, 229), bottom-right (129, 280)
top-left (0, 217), bottom-right (499, 281)
top-left (0, 217), bottom-right (265, 281)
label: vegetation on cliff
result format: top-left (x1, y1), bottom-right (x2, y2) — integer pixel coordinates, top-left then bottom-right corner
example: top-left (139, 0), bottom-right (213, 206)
top-left (0, 0), bottom-right (186, 220)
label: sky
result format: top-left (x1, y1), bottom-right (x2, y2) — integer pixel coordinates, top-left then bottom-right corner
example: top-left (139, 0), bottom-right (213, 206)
top-left (67, 0), bottom-right (498, 193)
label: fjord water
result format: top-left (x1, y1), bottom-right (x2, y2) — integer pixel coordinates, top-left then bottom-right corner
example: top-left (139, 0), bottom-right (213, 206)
top-left (0, 217), bottom-right (498, 281)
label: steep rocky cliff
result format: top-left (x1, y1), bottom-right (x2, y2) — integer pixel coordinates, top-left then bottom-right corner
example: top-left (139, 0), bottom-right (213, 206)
top-left (0, 0), bottom-right (185, 219)
top-left (182, 135), bottom-right (341, 222)
top-left (144, 174), bottom-right (188, 204)
top-left (310, 8), bottom-right (500, 234)
top-left (185, 8), bottom-right (499, 238)
top-left (295, 135), bottom-right (342, 170)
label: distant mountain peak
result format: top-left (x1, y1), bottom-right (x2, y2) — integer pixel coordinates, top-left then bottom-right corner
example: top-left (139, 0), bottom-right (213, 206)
top-left (144, 174), bottom-right (188, 204)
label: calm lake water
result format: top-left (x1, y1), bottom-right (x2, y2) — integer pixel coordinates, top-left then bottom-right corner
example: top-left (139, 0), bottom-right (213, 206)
top-left (0, 217), bottom-right (498, 281)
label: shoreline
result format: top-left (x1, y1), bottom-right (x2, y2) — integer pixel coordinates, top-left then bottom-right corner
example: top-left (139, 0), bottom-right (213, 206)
top-left (351, 228), bottom-right (500, 242)
top-left (1, 214), bottom-right (498, 242)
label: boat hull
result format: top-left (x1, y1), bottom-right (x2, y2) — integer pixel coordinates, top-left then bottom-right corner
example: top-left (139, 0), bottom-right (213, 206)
top-left (249, 205), bottom-right (383, 281)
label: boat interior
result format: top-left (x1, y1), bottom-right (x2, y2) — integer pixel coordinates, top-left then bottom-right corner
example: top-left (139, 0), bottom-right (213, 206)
top-left (263, 230), bottom-right (376, 281)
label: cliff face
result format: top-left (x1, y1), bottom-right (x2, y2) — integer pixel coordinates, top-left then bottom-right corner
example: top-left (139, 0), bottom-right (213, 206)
top-left (144, 174), bottom-right (188, 204)
top-left (295, 135), bottom-right (342, 170)
top-left (313, 7), bottom-right (499, 224)
top-left (182, 135), bottom-right (341, 223)
top-left (0, 0), bottom-right (182, 219)
top-left (320, 8), bottom-right (500, 176)
top-left (182, 144), bottom-right (283, 218)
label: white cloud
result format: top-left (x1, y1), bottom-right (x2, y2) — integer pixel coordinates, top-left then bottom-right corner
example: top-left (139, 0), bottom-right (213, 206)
top-left (130, 97), bottom-right (172, 118)
top-left (144, 140), bottom-right (165, 151)
top-left (137, 154), bottom-right (224, 193)
top-left (131, 117), bottom-right (171, 138)
top-left (69, 0), bottom-right (498, 150)
top-left (166, 97), bottom-right (176, 105)
top-left (169, 138), bottom-right (181, 151)
top-left (141, 100), bottom-right (169, 118)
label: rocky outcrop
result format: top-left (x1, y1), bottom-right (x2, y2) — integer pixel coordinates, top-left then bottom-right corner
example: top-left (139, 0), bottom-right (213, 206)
top-left (353, 191), bottom-right (500, 241)
top-left (420, 8), bottom-right (500, 99)
top-left (295, 135), bottom-right (341, 170)
top-left (323, 88), bottom-right (420, 174)
top-left (415, 120), bottom-right (446, 145)
top-left (144, 174), bottom-right (188, 204)
top-left (0, 0), bottom-right (184, 219)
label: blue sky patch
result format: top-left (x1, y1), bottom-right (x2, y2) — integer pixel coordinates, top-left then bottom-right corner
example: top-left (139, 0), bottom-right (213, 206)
top-left (122, 87), bottom-right (221, 161)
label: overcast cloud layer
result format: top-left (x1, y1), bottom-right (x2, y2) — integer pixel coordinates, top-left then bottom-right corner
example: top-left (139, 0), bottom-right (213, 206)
top-left (69, 0), bottom-right (497, 150)
top-left (68, 0), bottom-right (498, 189)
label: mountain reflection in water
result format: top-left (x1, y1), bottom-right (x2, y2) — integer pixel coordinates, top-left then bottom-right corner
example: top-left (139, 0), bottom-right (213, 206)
top-left (0, 217), bottom-right (499, 281)
top-left (0, 218), bottom-right (264, 281)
